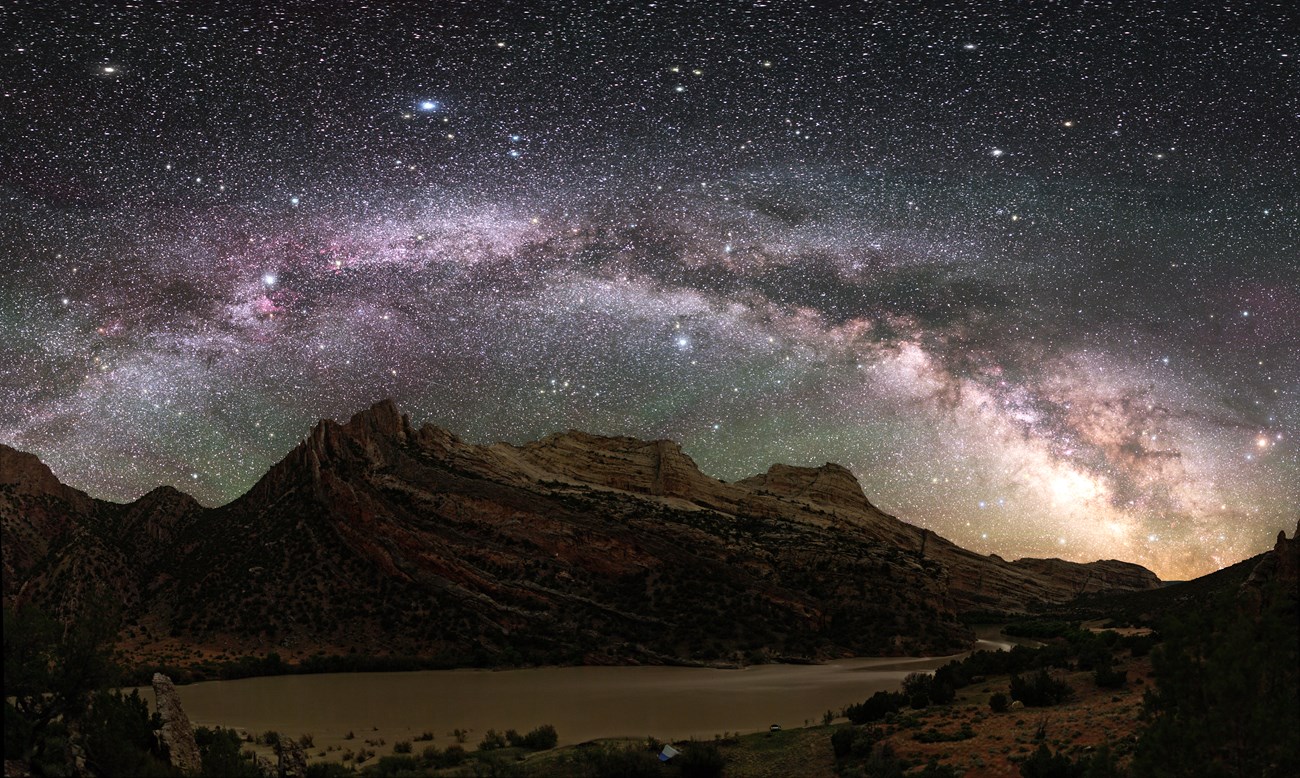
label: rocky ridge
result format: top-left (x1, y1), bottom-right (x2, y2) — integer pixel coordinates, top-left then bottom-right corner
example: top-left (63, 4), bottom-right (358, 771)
top-left (3, 400), bottom-right (1161, 666)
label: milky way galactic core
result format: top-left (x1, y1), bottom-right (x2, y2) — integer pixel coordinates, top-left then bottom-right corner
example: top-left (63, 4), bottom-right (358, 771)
top-left (2, 1), bottom-right (1297, 579)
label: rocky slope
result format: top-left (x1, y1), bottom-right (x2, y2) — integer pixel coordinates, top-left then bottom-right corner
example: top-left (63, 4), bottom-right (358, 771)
top-left (2, 400), bottom-right (1161, 665)
top-left (1238, 520), bottom-right (1299, 616)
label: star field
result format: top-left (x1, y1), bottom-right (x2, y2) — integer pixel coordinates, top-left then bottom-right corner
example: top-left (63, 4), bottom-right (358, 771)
top-left (2, 1), bottom-right (1297, 580)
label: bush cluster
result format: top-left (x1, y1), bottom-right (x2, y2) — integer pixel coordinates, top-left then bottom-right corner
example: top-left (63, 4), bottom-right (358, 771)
top-left (1009, 669), bottom-right (1074, 707)
top-left (844, 690), bottom-right (907, 723)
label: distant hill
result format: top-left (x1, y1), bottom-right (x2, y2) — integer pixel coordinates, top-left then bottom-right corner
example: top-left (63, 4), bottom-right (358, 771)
top-left (1047, 535), bottom-right (1293, 627)
top-left (2, 400), bottom-right (1161, 667)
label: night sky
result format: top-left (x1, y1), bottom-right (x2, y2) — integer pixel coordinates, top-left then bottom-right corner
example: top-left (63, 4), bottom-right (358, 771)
top-left (2, 1), bottom-right (1297, 580)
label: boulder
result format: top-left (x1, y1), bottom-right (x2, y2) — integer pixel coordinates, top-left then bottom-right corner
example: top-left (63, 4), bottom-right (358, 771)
top-left (151, 673), bottom-right (202, 774)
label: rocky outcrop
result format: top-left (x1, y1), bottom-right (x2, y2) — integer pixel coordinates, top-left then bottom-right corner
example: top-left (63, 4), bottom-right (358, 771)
top-left (275, 739), bottom-right (308, 778)
top-left (516, 430), bottom-right (730, 504)
top-left (152, 673), bottom-right (201, 774)
top-left (1238, 521), bottom-right (1299, 616)
top-left (739, 462), bottom-right (878, 514)
top-left (1275, 520), bottom-right (1299, 591)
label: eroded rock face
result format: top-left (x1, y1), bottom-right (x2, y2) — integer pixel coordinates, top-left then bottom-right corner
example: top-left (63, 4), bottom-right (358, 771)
top-left (1, 446), bottom-right (98, 603)
top-left (1275, 520), bottom-right (1300, 591)
top-left (151, 673), bottom-right (202, 774)
top-left (275, 738), bottom-right (308, 778)
top-left (738, 462), bottom-right (877, 514)
top-left (517, 430), bottom-right (726, 502)
top-left (1238, 521), bottom-right (1299, 616)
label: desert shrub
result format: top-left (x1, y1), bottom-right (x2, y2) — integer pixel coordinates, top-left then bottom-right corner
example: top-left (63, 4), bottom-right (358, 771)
top-left (79, 690), bottom-right (174, 777)
top-left (929, 680), bottom-right (956, 704)
top-left (1004, 620), bottom-right (1080, 640)
top-left (831, 726), bottom-right (881, 760)
top-left (1121, 633), bottom-right (1156, 657)
top-left (989, 692), bottom-right (1009, 713)
top-left (305, 764), bottom-right (353, 778)
top-left (1010, 669), bottom-right (1073, 707)
top-left (1075, 640), bottom-right (1114, 671)
top-left (844, 690), bottom-right (906, 723)
top-left (367, 755), bottom-right (421, 777)
top-left (196, 727), bottom-right (263, 778)
top-left (902, 672), bottom-right (933, 697)
top-left (1020, 743), bottom-right (1076, 778)
top-left (438, 744), bottom-right (467, 767)
top-left (478, 728), bottom-right (507, 751)
top-left (561, 743), bottom-right (663, 778)
top-left (913, 723), bottom-right (974, 743)
top-left (517, 723), bottom-right (558, 750)
top-left (217, 653), bottom-right (290, 680)
top-left (392, 739), bottom-right (412, 754)
top-left (414, 731), bottom-right (434, 742)
top-left (1021, 741), bottom-right (1126, 777)
top-left (1094, 662), bottom-right (1127, 689)
top-left (676, 741), bottom-right (725, 778)
top-left (856, 742), bottom-right (910, 778)
top-left (1032, 643), bottom-right (1074, 670)
top-left (830, 727), bottom-right (855, 759)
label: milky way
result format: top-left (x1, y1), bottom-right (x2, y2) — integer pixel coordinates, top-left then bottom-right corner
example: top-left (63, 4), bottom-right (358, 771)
top-left (2, 1), bottom-right (1297, 579)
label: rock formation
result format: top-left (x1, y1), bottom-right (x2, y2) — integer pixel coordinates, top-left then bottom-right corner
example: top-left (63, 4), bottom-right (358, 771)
top-left (1238, 520), bottom-right (1299, 616)
top-left (275, 739), bottom-right (308, 778)
top-left (3, 399), bottom-right (1164, 665)
top-left (151, 673), bottom-right (202, 774)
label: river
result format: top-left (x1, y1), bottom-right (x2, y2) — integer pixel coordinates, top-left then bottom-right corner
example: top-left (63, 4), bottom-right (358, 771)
top-left (146, 633), bottom-right (1013, 753)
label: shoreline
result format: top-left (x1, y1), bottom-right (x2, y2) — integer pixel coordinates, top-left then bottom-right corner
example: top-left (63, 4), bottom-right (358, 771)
top-left (124, 633), bottom-right (1013, 687)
